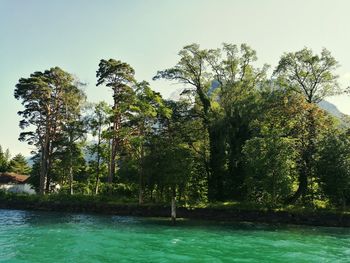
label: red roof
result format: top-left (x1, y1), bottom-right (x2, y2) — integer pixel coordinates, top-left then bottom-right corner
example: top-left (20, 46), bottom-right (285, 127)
top-left (0, 172), bottom-right (29, 184)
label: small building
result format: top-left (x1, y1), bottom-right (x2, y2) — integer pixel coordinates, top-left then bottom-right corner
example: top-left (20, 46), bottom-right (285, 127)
top-left (0, 172), bottom-right (35, 194)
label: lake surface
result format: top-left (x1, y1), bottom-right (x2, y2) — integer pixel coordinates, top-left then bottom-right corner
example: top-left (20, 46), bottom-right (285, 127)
top-left (0, 209), bottom-right (349, 262)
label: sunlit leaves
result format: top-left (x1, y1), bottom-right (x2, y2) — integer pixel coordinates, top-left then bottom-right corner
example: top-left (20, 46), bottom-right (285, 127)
top-left (274, 47), bottom-right (340, 103)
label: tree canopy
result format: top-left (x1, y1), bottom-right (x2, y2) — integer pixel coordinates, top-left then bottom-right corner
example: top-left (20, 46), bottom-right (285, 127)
top-left (10, 44), bottom-right (349, 211)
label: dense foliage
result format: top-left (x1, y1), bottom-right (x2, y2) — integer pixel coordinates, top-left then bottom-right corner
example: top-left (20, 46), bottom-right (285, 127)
top-left (0, 149), bottom-right (31, 175)
top-left (9, 43), bottom-right (350, 209)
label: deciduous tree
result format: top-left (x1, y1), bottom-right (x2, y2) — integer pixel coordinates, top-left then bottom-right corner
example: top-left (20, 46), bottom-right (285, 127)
top-left (274, 48), bottom-right (340, 203)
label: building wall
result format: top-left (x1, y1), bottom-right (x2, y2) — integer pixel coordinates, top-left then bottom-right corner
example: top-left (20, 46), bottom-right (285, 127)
top-left (0, 184), bottom-right (36, 195)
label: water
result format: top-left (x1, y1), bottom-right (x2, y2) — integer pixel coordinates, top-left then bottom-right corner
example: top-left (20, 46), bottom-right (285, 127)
top-left (0, 209), bottom-right (349, 262)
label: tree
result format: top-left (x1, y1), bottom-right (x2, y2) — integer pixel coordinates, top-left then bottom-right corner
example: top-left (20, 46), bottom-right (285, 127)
top-left (0, 146), bottom-right (10, 173)
top-left (52, 142), bottom-right (87, 194)
top-left (143, 101), bottom-right (193, 222)
top-left (87, 101), bottom-right (111, 195)
top-left (9, 154), bottom-right (31, 175)
top-left (208, 43), bottom-right (268, 199)
top-left (243, 137), bottom-right (298, 206)
top-left (96, 59), bottom-right (136, 185)
top-left (274, 47), bottom-right (340, 203)
top-left (154, 44), bottom-right (212, 121)
top-left (274, 48), bottom-right (339, 104)
top-left (154, 44), bottom-right (224, 201)
top-left (59, 86), bottom-right (86, 195)
top-left (14, 67), bottom-right (85, 194)
top-left (316, 131), bottom-right (350, 208)
top-left (154, 43), bottom-right (267, 201)
top-left (167, 99), bottom-right (209, 204)
top-left (130, 81), bottom-right (171, 204)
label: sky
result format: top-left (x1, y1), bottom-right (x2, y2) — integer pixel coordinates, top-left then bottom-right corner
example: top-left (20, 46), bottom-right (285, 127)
top-left (1, 0), bottom-right (350, 157)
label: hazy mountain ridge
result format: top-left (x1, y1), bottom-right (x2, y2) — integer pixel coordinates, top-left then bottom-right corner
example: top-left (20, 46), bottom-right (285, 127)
top-left (169, 89), bottom-right (346, 119)
top-left (318, 100), bottom-right (345, 119)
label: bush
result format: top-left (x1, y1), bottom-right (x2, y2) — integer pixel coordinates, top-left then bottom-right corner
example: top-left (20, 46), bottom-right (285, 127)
top-left (99, 183), bottom-right (136, 198)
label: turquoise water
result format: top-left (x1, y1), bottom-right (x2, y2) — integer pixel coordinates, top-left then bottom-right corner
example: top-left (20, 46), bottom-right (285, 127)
top-left (0, 209), bottom-right (349, 262)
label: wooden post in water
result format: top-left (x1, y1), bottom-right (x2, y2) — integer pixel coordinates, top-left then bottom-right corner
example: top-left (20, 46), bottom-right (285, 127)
top-left (171, 187), bottom-right (176, 225)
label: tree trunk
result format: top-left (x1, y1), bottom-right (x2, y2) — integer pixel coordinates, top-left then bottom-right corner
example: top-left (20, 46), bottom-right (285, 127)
top-left (227, 120), bottom-right (250, 200)
top-left (45, 140), bottom-right (53, 193)
top-left (208, 124), bottom-right (226, 201)
top-left (138, 141), bottom-right (145, 205)
top-left (39, 137), bottom-right (50, 195)
top-left (69, 134), bottom-right (74, 195)
top-left (272, 169), bottom-right (276, 207)
top-left (138, 180), bottom-right (144, 205)
top-left (109, 110), bottom-right (121, 185)
top-left (69, 164), bottom-right (73, 195)
top-left (95, 127), bottom-right (102, 195)
top-left (171, 186), bottom-right (176, 225)
top-left (109, 138), bottom-right (117, 184)
top-left (108, 87), bottom-right (121, 185)
top-left (107, 137), bottom-right (111, 183)
top-left (95, 177), bottom-right (100, 195)
top-left (39, 150), bottom-right (47, 195)
top-left (286, 165), bottom-right (308, 204)
top-left (287, 106), bottom-right (315, 204)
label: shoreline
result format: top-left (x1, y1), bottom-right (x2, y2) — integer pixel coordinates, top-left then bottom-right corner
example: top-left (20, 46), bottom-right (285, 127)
top-left (0, 199), bottom-right (349, 227)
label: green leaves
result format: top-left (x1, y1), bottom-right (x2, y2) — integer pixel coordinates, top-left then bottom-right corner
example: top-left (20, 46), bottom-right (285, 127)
top-left (9, 154), bottom-right (31, 175)
top-left (14, 67), bottom-right (84, 147)
top-left (14, 67), bottom-right (86, 194)
top-left (274, 47), bottom-right (340, 103)
top-left (96, 59), bottom-right (135, 87)
top-left (0, 146), bottom-right (10, 173)
top-left (316, 131), bottom-right (350, 207)
top-left (243, 136), bottom-right (298, 206)
top-left (10, 44), bottom-right (349, 208)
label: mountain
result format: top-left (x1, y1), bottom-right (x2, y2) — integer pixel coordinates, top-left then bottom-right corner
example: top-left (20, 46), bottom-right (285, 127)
top-left (318, 100), bottom-right (344, 119)
top-left (26, 157), bottom-right (34, 167)
top-left (169, 88), bottom-right (346, 119)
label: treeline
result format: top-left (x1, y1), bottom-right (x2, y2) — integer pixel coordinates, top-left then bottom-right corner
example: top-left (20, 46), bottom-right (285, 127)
top-left (0, 146), bottom-right (31, 175)
top-left (13, 43), bottom-right (350, 208)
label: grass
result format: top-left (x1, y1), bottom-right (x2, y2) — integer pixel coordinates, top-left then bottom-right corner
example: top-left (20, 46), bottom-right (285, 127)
top-left (188, 199), bottom-right (350, 215)
top-left (0, 190), bottom-right (349, 215)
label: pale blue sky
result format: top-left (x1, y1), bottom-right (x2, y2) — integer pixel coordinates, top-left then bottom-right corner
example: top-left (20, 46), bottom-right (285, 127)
top-left (1, 0), bottom-right (350, 156)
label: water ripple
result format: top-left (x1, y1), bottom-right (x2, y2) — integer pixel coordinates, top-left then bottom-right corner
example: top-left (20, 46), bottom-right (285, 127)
top-left (0, 209), bottom-right (349, 262)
